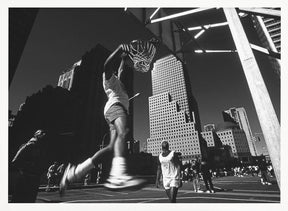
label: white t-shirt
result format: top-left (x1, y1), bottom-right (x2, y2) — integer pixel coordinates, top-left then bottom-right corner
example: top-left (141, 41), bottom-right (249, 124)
top-left (159, 151), bottom-right (180, 179)
top-left (103, 73), bottom-right (129, 115)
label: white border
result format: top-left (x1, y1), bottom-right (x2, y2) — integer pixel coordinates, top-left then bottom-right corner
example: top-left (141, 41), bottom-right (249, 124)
top-left (1, 1), bottom-right (287, 211)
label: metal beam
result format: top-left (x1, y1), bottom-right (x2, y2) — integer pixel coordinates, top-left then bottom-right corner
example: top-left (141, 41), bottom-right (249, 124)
top-left (174, 21), bottom-right (205, 53)
top-left (239, 8), bottom-right (280, 18)
top-left (194, 49), bottom-right (237, 53)
top-left (194, 29), bottom-right (206, 39)
top-left (223, 8), bottom-right (280, 187)
top-left (150, 8), bottom-right (215, 24)
top-left (188, 21), bottom-right (228, 31)
top-left (250, 43), bottom-right (281, 59)
top-left (149, 8), bottom-right (160, 20)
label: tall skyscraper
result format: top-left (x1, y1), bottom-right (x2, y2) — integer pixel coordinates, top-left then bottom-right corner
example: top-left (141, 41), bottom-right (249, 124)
top-left (223, 107), bottom-right (257, 156)
top-left (147, 55), bottom-right (205, 161)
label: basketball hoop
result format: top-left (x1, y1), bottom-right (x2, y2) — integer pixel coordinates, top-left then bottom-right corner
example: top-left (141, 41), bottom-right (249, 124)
top-left (127, 39), bottom-right (157, 73)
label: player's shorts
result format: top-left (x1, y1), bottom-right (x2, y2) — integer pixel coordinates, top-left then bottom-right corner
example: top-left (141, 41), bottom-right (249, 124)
top-left (105, 103), bottom-right (128, 130)
top-left (163, 178), bottom-right (181, 190)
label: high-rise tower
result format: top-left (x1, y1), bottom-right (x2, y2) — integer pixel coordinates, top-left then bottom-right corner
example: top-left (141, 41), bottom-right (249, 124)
top-left (147, 55), bottom-right (205, 161)
top-left (223, 107), bottom-right (257, 156)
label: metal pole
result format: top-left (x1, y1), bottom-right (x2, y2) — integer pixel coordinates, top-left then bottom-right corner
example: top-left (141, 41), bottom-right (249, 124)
top-left (223, 8), bottom-right (280, 187)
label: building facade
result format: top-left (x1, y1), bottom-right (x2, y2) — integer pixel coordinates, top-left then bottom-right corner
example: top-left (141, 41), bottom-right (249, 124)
top-left (201, 131), bottom-right (215, 147)
top-left (223, 107), bottom-right (257, 156)
top-left (216, 128), bottom-right (251, 162)
top-left (147, 55), bottom-right (205, 161)
top-left (57, 60), bottom-right (81, 90)
top-left (203, 124), bottom-right (215, 132)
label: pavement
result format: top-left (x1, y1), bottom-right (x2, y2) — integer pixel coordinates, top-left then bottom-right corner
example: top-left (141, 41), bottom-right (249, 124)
top-left (35, 175), bottom-right (280, 203)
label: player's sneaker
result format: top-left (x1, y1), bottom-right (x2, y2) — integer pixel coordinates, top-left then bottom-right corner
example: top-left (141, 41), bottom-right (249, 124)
top-left (59, 163), bottom-right (76, 196)
top-left (104, 175), bottom-right (146, 190)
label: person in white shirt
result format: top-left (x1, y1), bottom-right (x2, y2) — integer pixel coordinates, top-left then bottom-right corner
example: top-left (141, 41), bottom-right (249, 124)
top-left (59, 43), bottom-right (146, 194)
top-left (157, 141), bottom-right (181, 203)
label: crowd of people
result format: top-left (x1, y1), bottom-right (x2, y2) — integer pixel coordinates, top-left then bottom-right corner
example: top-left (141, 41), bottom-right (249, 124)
top-left (178, 158), bottom-right (274, 190)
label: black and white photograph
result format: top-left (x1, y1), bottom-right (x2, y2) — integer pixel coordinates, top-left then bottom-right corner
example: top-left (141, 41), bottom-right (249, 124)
top-left (1, 0), bottom-right (287, 209)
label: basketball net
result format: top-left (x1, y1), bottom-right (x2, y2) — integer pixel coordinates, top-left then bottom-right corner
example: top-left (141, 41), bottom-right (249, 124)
top-left (128, 40), bottom-right (157, 73)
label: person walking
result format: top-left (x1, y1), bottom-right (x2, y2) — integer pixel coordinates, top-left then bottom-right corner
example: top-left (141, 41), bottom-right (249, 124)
top-left (10, 130), bottom-right (50, 202)
top-left (258, 158), bottom-right (272, 185)
top-left (156, 141), bottom-right (181, 203)
top-left (200, 160), bottom-right (215, 193)
top-left (191, 159), bottom-right (201, 192)
top-left (46, 162), bottom-right (58, 191)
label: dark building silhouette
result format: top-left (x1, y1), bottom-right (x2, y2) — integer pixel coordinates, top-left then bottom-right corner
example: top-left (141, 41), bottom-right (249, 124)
top-left (9, 85), bottom-right (77, 163)
top-left (9, 44), bottom-right (134, 162)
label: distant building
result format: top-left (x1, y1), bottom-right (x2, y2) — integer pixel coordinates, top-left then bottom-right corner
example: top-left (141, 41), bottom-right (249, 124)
top-left (57, 60), bottom-right (81, 90)
top-left (201, 130), bottom-right (222, 148)
top-left (147, 55), bottom-right (206, 161)
top-left (223, 107), bottom-right (257, 156)
top-left (202, 129), bottom-right (234, 169)
top-left (203, 124), bottom-right (215, 132)
top-left (216, 122), bottom-right (251, 163)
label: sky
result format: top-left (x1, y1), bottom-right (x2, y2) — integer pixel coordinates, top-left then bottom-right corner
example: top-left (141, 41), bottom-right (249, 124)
top-left (9, 8), bottom-right (280, 152)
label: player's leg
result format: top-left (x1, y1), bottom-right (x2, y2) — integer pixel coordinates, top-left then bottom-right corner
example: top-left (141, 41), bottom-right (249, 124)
top-left (164, 178), bottom-right (172, 201)
top-left (207, 176), bottom-right (214, 193)
top-left (170, 187), bottom-right (178, 203)
top-left (105, 115), bottom-right (146, 189)
top-left (192, 178), bottom-right (197, 192)
top-left (59, 129), bottom-right (117, 195)
top-left (203, 175), bottom-right (210, 192)
top-left (165, 188), bottom-right (172, 201)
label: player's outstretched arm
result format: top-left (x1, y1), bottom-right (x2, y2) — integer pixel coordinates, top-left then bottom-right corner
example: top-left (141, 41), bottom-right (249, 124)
top-left (104, 44), bottom-right (130, 80)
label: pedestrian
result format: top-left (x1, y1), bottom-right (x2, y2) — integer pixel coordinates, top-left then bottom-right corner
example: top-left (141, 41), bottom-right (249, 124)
top-left (191, 160), bottom-right (200, 192)
top-left (258, 158), bottom-right (271, 185)
top-left (60, 40), bottom-right (156, 194)
top-left (46, 161), bottom-right (58, 191)
top-left (10, 130), bottom-right (50, 202)
top-left (55, 163), bottom-right (65, 184)
top-left (200, 160), bottom-right (215, 193)
top-left (84, 173), bottom-right (91, 186)
top-left (156, 141), bottom-right (181, 203)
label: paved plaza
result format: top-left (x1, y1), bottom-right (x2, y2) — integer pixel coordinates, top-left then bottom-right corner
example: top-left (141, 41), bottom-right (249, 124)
top-left (34, 175), bottom-right (280, 203)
